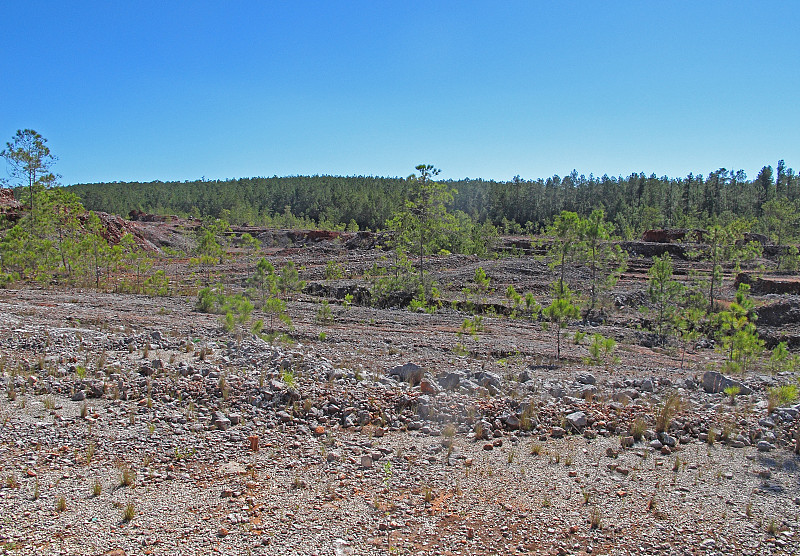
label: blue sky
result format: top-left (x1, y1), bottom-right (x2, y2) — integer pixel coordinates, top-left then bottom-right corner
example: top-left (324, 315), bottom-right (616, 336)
top-left (2, 1), bottom-right (798, 184)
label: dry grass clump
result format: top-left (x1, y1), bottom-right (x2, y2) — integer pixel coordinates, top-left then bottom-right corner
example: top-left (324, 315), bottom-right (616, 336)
top-left (123, 502), bottom-right (135, 522)
top-left (119, 465), bottom-right (136, 487)
top-left (655, 390), bottom-right (683, 433)
top-left (630, 417), bottom-right (646, 441)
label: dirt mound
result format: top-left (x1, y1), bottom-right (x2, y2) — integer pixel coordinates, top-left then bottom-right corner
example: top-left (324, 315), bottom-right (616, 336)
top-left (755, 298), bottom-right (800, 326)
top-left (621, 241), bottom-right (688, 259)
top-left (641, 229), bottom-right (705, 243)
top-left (736, 273), bottom-right (800, 295)
top-left (0, 188), bottom-right (22, 221)
top-left (128, 209), bottom-right (182, 223)
top-left (79, 212), bottom-right (160, 252)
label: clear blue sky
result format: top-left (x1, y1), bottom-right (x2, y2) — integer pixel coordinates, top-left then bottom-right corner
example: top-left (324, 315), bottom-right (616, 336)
top-left (2, 1), bottom-right (798, 185)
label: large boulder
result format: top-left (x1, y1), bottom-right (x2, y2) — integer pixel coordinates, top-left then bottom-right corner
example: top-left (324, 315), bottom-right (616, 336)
top-left (387, 363), bottom-right (425, 386)
top-left (437, 370), bottom-right (466, 390)
top-left (701, 371), bottom-right (751, 395)
top-left (565, 411), bottom-right (587, 429)
top-left (472, 371), bottom-right (502, 393)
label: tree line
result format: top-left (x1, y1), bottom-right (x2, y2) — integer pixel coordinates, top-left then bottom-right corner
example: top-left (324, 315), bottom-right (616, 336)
top-left (63, 162), bottom-right (800, 240)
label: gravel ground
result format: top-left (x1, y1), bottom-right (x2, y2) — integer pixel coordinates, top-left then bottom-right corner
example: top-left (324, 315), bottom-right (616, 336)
top-left (1, 250), bottom-right (799, 555)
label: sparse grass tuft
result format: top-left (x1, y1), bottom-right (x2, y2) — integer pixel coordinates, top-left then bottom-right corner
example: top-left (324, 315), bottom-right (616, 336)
top-left (86, 442), bottom-right (95, 466)
top-left (123, 502), bottom-right (135, 522)
top-left (630, 417), bottom-right (646, 441)
top-left (766, 518), bottom-right (779, 535)
top-left (589, 506), bottom-right (602, 529)
top-left (92, 480), bottom-right (102, 497)
top-left (56, 496), bottom-right (66, 512)
top-left (655, 390), bottom-right (683, 433)
top-left (119, 466), bottom-right (135, 487)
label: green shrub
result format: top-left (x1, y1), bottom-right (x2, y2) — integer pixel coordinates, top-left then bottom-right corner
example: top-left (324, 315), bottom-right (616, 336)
top-left (769, 384), bottom-right (798, 407)
top-left (315, 300), bottom-right (333, 324)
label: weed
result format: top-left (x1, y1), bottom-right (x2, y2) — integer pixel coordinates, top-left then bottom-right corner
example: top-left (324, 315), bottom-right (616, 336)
top-left (219, 374), bottom-right (229, 400)
top-left (5, 474), bottom-right (18, 488)
top-left (56, 496), bottom-right (66, 512)
top-left (315, 300), bottom-right (334, 325)
top-left (530, 443), bottom-right (543, 456)
top-left (43, 395), bottom-right (55, 410)
top-left (706, 428), bottom-right (716, 446)
top-left (589, 506), bottom-right (602, 529)
top-left (119, 466), bottom-right (135, 487)
top-left (86, 442), bottom-right (96, 466)
top-left (520, 403), bottom-right (537, 431)
top-left (33, 477), bottom-right (40, 500)
top-left (281, 369), bottom-right (296, 389)
top-left (766, 518), bottom-right (778, 535)
top-left (655, 390), bottom-right (683, 433)
top-left (80, 402), bottom-right (88, 419)
top-left (123, 503), bottom-right (135, 522)
top-left (92, 480), bottom-right (102, 497)
top-left (630, 417), bottom-right (646, 441)
top-left (768, 384), bottom-right (798, 408)
top-left (724, 385), bottom-right (740, 405)
top-left (507, 450), bottom-right (515, 464)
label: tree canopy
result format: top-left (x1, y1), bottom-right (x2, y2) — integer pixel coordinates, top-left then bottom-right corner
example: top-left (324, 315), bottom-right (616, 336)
top-left (64, 163), bottom-right (800, 241)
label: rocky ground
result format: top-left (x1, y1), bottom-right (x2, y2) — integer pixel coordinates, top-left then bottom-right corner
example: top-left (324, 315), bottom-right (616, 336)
top-left (1, 243), bottom-right (800, 556)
